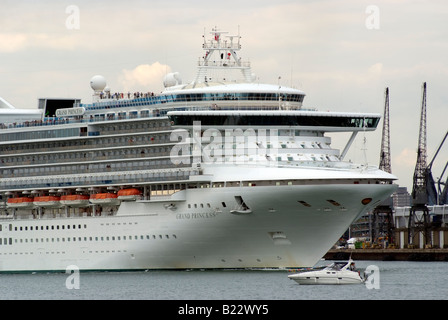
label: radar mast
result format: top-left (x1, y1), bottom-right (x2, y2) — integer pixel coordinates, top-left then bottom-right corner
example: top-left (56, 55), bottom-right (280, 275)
top-left (194, 26), bottom-right (254, 85)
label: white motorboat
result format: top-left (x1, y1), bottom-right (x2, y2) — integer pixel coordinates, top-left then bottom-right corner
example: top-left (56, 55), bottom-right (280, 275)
top-left (288, 259), bottom-right (364, 285)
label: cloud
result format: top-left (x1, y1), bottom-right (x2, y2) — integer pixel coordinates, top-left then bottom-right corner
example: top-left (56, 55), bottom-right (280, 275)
top-left (394, 147), bottom-right (417, 170)
top-left (118, 62), bottom-right (171, 94)
top-left (0, 32), bottom-right (86, 52)
top-left (390, 147), bottom-right (417, 189)
top-left (368, 63), bottom-right (383, 75)
top-left (0, 33), bottom-right (28, 52)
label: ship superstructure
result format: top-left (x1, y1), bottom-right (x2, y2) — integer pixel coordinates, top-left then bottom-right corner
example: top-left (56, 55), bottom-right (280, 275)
top-left (0, 27), bottom-right (397, 272)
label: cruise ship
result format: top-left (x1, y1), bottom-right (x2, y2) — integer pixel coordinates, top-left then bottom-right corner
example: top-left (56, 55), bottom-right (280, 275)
top-left (0, 28), bottom-right (397, 272)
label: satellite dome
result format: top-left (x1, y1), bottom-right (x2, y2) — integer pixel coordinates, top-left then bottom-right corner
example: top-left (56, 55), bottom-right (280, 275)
top-left (90, 75), bottom-right (107, 91)
top-left (173, 72), bottom-right (182, 84)
top-left (163, 73), bottom-right (176, 88)
top-left (163, 72), bottom-right (182, 88)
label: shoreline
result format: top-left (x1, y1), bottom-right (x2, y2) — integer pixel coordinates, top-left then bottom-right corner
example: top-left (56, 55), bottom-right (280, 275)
top-left (324, 248), bottom-right (448, 261)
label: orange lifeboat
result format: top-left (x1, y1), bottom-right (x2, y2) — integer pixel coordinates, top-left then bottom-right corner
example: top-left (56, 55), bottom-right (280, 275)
top-left (89, 193), bottom-right (120, 205)
top-left (60, 194), bottom-right (90, 207)
top-left (6, 197), bottom-right (34, 209)
top-left (117, 188), bottom-right (142, 201)
top-left (34, 196), bottom-right (62, 208)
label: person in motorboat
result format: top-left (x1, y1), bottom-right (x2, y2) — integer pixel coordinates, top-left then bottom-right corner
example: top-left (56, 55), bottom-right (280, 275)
top-left (349, 261), bottom-right (356, 271)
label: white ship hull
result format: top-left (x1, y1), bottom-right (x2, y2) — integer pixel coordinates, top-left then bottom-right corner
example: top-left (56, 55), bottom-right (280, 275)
top-left (0, 174), bottom-right (395, 272)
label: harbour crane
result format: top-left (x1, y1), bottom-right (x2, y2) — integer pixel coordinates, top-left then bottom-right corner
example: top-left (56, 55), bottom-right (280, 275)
top-left (379, 87), bottom-right (392, 175)
top-left (371, 87), bottom-right (394, 245)
top-left (408, 82), bottom-right (431, 247)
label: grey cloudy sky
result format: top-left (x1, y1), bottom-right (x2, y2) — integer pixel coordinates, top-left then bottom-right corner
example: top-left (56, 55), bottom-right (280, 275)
top-left (1, 0), bottom-right (447, 192)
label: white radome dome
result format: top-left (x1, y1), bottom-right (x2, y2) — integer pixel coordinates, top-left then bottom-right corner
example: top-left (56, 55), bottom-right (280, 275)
top-left (90, 75), bottom-right (107, 91)
top-left (163, 74), bottom-right (176, 88)
top-left (163, 72), bottom-right (182, 88)
top-left (173, 72), bottom-right (182, 84)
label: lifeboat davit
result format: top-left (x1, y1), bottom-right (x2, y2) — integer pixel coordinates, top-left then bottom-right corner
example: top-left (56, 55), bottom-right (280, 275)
top-left (34, 196), bottom-right (62, 208)
top-left (60, 194), bottom-right (90, 207)
top-left (89, 193), bottom-right (121, 205)
top-left (117, 188), bottom-right (142, 201)
top-left (7, 197), bottom-right (34, 209)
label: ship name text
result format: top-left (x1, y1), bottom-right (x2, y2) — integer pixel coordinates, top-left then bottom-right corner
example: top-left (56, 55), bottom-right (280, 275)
top-left (176, 212), bottom-right (217, 220)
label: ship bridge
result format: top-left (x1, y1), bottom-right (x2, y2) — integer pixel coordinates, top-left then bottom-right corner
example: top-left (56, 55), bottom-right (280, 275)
top-left (168, 110), bottom-right (381, 132)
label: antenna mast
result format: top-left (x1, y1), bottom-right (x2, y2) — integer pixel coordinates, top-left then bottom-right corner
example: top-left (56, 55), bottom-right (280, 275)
top-left (194, 26), bottom-right (253, 85)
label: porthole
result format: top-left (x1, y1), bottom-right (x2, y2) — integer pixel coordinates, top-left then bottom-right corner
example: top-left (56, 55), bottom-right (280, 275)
top-left (298, 200), bottom-right (311, 207)
top-left (327, 199), bottom-right (341, 206)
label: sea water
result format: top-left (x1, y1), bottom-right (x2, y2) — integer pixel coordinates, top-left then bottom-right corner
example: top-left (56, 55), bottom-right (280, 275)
top-left (0, 260), bottom-right (447, 301)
